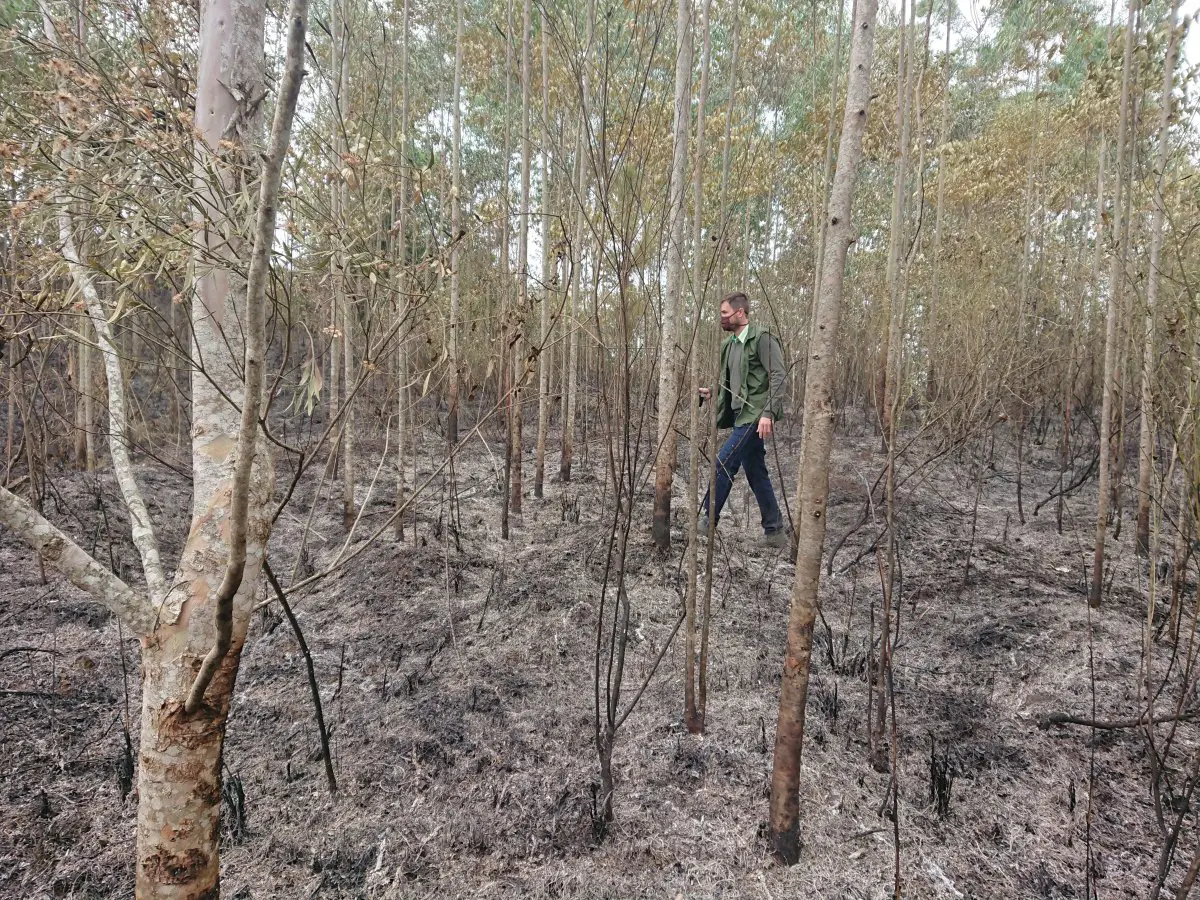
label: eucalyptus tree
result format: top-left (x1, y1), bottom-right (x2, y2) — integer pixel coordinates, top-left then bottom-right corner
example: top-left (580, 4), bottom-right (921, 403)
top-left (1, 0), bottom-right (308, 896)
top-left (769, 0), bottom-right (880, 862)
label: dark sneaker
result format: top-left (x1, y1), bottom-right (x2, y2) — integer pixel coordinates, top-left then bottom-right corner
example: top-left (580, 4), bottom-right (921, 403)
top-left (763, 529), bottom-right (789, 549)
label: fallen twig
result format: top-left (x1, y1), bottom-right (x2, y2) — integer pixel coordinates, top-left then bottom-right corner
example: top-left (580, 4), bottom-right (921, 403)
top-left (1037, 709), bottom-right (1199, 731)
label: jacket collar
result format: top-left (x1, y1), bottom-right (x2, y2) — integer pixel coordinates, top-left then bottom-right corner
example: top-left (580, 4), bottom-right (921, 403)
top-left (723, 321), bottom-right (759, 348)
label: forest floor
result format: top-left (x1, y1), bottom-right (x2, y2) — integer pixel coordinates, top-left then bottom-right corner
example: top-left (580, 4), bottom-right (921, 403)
top-left (1, 414), bottom-right (1196, 899)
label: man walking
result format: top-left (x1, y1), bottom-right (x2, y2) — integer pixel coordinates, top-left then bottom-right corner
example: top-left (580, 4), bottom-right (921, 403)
top-left (698, 292), bottom-right (789, 547)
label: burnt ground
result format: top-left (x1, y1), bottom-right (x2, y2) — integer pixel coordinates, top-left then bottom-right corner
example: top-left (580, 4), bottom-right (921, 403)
top-left (1, 415), bottom-right (1197, 899)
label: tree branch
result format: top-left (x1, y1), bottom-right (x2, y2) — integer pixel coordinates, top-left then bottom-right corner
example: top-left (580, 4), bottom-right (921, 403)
top-left (41, 0), bottom-right (169, 607)
top-left (0, 486), bottom-right (155, 637)
top-left (57, 217), bottom-right (169, 607)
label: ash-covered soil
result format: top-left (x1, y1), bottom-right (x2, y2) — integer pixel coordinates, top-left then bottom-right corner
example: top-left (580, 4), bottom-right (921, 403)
top-left (1, 420), bottom-right (1194, 899)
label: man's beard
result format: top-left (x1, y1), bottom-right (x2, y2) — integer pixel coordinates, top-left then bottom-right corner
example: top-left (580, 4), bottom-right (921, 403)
top-left (720, 317), bottom-right (737, 331)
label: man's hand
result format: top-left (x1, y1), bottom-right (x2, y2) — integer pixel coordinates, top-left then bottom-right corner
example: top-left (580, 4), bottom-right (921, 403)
top-left (698, 387), bottom-right (712, 404)
top-left (757, 416), bottom-right (773, 439)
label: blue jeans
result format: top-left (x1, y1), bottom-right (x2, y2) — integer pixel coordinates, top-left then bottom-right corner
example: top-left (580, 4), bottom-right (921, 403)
top-left (702, 424), bottom-right (783, 534)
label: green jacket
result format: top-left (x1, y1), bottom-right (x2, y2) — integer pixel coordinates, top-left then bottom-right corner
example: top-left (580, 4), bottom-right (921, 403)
top-left (716, 323), bottom-right (788, 429)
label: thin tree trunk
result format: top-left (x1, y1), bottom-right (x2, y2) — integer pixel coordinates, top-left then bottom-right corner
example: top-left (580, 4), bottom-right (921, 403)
top-left (926, 7), bottom-right (951, 400)
top-left (337, 12), bottom-right (355, 532)
top-left (1014, 32), bottom-right (1044, 529)
top-left (870, 0), bottom-right (914, 769)
top-left (71, 338), bottom-right (88, 468)
top-left (715, 0), bottom-right (740, 300)
top-left (1091, 0), bottom-right (1138, 608)
top-left (564, 0), bottom-right (597, 487)
top-left (535, 8), bottom-right (552, 499)
top-left (500, 0), bottom-right (514, 538)
top-left (341, 273), bottom-right (356, 530)
top-left (684, 0), bottom-right (712, 734)
top-left (698, 0), bottom-right (737, 725)
top-left (879, 0), bottom-right (911, 446)
top-left (394, 0), bottom-right (411, 540)
top-left (1136, 0), bottom-right (1179, 556)
top-left (5, 350), bottom-right (15, 482)
top-left (448, 0), bottom-right (463, 447)
top-left (812, 0), bottom-right (844, 334)
top-left (1111, 81), bottom-right (1138, 535)
top-left (561, 0), bottom-right (593, 484)
top-left (1090, 2), bottom-right (1114, 361)
top-left (768, 0), bottom-right (879, 862)
top-left (328, 0), bottom-right (343, 488)
top-left (653, 0), bottom-right (693, 552)
top-left (511, 0), bottom-right (531, 517)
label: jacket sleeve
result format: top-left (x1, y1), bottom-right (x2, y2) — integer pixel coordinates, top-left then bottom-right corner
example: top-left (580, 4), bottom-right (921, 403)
top-left (761, 331), bottom-right (788, 421)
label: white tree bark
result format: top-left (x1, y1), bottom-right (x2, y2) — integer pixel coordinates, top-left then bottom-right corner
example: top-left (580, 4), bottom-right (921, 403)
top-left (55, 213), bottom-right (169, 606)
top-left (185, 0), bottom-right (309, 713)
top-left (0, 485), bottom-right (155, 634)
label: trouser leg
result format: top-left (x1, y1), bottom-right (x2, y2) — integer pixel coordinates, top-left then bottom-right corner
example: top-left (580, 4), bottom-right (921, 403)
top-left (702, 425), bottom-right (754, 524)
top-left (743, 431), bottom-right (783, 533)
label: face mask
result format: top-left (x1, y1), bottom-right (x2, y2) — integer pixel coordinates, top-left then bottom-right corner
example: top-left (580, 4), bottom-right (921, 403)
top-left (720, 312), bottom-right (739, 331)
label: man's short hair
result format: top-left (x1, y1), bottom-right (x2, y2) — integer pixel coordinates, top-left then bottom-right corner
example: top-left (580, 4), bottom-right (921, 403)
top-left (723, 292), bottom-right (750, 313)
